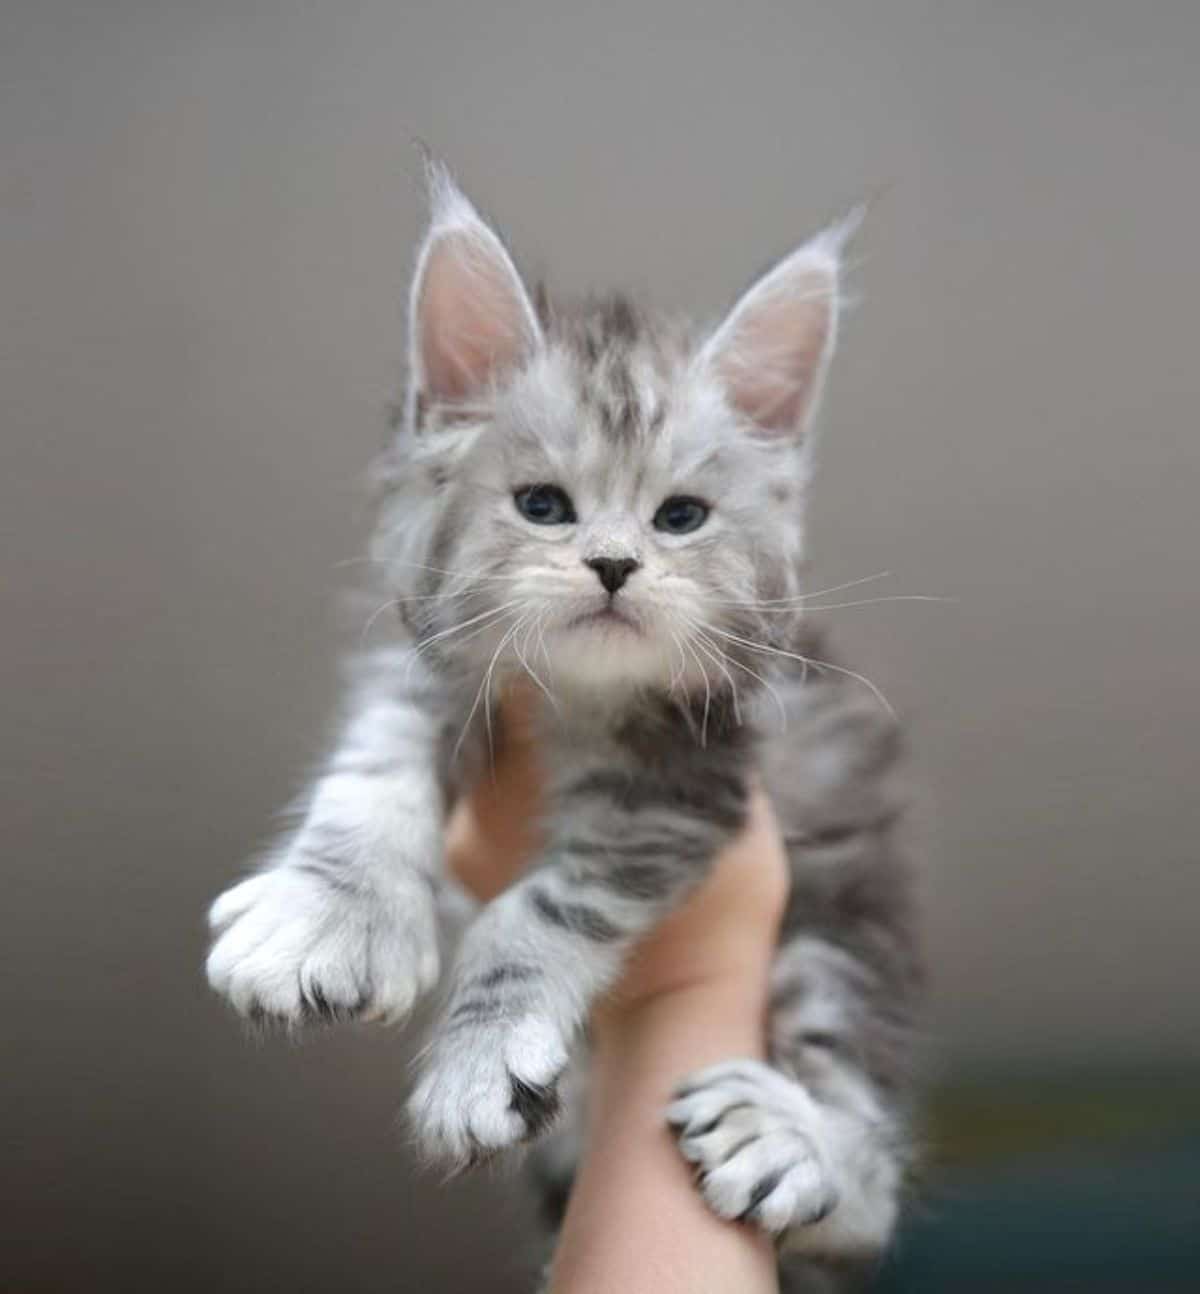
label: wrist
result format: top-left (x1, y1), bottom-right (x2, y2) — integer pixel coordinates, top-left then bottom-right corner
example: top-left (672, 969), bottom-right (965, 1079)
top-left (590, 974), bottom-right (772, 1095)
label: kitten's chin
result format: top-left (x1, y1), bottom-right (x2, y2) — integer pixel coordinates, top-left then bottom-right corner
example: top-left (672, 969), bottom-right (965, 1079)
top-left (542, 617), bottom-right (680, 692)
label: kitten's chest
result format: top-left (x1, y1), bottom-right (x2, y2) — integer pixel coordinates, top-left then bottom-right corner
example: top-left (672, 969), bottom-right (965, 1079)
top-left (438, 682), bottom-right (618, 797)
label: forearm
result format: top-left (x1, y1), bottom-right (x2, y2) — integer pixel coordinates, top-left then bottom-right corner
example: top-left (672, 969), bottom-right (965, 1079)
top-left (547, 980), bottom-right (778, 1294)
top-left (445, 712), bottom-right (787, 1293)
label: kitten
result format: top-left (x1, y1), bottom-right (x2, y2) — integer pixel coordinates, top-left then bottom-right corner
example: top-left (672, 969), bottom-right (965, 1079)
top-left (206, 164), bottom-right (921, 1284)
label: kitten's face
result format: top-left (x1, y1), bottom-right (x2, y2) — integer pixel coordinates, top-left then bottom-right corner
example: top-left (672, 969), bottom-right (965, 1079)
top-left (403, 342), bottom-right (807, 692)
top-left (373, 165), bottom-right (847, 698)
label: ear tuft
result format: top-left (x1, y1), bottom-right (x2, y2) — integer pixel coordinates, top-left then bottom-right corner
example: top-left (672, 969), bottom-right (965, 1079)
top-left (407, 162), bottom-right (541, 417)
top-left (422, 156), bottom-right (481, 234)
top-left (807, 201), bottom-right (867, 265)
top-left (698, 210), bottom-right (861, 441)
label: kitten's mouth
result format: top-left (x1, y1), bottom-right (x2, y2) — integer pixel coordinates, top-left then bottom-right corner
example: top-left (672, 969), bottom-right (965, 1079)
top-left (567, 604), bottom-right (640, 634)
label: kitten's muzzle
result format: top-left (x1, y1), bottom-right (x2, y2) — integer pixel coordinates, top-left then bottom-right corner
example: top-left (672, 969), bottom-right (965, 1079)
top-left (567, 604), bottom-right (639, 633)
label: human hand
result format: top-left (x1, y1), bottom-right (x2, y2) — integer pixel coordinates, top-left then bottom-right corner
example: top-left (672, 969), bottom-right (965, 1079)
top-left (446, 686), bottom-right (788, 1294)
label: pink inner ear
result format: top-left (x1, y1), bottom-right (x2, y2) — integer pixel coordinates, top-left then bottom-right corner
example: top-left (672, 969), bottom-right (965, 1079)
top-left (711, 262), bottom-right (836, 438)
top-left (418, 230), bottom-right (534, 404)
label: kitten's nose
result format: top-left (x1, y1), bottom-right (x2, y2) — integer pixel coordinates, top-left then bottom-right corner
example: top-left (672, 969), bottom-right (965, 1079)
top-left (585, 556), bottom-right (640, 594)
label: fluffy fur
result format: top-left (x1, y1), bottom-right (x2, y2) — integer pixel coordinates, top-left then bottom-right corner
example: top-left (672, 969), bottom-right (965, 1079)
top-left (206, 164), bottom-right (921, 1289)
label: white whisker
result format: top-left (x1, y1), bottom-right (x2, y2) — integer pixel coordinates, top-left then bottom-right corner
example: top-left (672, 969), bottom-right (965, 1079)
top-left (706, 571), bottom-right (891, 607)
top-left (482, 617), bottom-right (528, 769)
top-left (536, 614), bottom-right (555, 683)
top-left (746, 595), bottom-right (951, 614)
top-left (359, 599), bottom-right (400, 644)
top-left (451, 610), bottom-right (525, 765)
top-left (690, 630), bottom-right (741, 726)
top-left (665, 628), bottom-right (689, 694)
top-left (701, 623), bottom-right (896, 718)
top-left (514, 612), bottom-right (559, 713)
top-left (726, 651), bottom-right (789, 732)
top-left (401, 601), bottom-right (524, 681)
top-left (681, 635), bottom-right (712, 747)
top-left (418, 600), bottom-right (524, 650)
top-left (687, 619), bottom-right (788, 732)
top-left (349, 556), bottom-right (534, 585)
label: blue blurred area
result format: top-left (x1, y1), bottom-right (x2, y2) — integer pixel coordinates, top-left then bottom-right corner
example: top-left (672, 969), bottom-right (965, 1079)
top-left (877, 1077), bottom-right (1200, 1291)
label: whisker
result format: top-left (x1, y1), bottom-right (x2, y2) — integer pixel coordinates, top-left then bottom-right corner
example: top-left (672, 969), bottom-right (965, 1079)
top-left (359, 599), bottom-right (401, 644)
top-left (701, 623), bottom-right (896, 718)
top-left (417, 600), bottom-right (525, 650)
top-left (803, 656), bottom-right (896, 718)
top-left (354, 557), bottom-right (533, 585)
top-left (452, 613), bottom-right (525, 768)
top-left (514, 612), bottom-right (559, 714)
top-left (665, 628), bottom-right (689, 694)
top-left (687, 620), bottom-right (788, 732)
top-left (705, 571), bottom-right (891, 607)
top-left (403, 603), bottom-right (522, 684)
top-left (382, 588), bottom-right (497, 605)
top-left (689, 631), bottom-right (741, 726)
top-left (681, 635), bottom-right (711, 747)
top-left (741, 595), bottom-right (951, 614)
top-left (482, 617), bottom-right (528, 770)
top-left (536, 613), bottom-right (555, 683)
top-left (724, 651), bottom-right (789, 732)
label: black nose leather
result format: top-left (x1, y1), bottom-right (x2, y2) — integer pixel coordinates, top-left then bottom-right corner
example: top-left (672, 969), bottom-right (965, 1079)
top-left (586, 556), bottom-right (639, 594)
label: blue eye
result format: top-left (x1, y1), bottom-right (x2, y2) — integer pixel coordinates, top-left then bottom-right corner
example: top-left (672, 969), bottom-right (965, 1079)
top-left (515, 484), bottom-right (576, 525)
top-left (653, 495), bottom-right (709, 534)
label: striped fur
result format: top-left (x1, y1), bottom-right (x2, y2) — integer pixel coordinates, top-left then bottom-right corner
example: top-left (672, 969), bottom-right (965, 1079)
top-left (205, 167), bottom-right (921, 1286)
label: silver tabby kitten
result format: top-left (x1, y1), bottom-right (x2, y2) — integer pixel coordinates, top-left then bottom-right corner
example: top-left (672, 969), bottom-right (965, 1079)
top-left (206, 166), bottom-right (921, 1283)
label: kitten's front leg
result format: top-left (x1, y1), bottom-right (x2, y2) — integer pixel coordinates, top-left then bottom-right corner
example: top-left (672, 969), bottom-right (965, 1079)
top-left (408, 757), bottom-right (749, 1168)
top-left (206, 648), bottom-right (445, 1025)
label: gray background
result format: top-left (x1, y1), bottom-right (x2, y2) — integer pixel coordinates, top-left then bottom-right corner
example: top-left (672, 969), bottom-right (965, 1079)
top-left (3, 1), bottom-right (1197, 1290)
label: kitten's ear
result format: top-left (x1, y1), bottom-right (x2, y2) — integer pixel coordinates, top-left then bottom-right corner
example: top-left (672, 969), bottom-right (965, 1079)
top-left (408, 163), bottom-right (541, 413)
top-left (697, 211), bottom-right (859, 441)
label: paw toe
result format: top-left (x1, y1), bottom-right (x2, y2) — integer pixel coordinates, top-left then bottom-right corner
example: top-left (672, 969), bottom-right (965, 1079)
top-left (409, 1015), bottom-right (568, 1168)
top-left (668, 1057), bottom-right (837, 1236)
top-left (407, 1073), bottom-right (526, 1169)
top-left (701, 1143), bottom-right (833, 1232)
top-left (508, 1074), bottom-right (562, 1140)
top-left (208, 874), bottom-right (271, 932)
top-left (298, 957), bottom-right (372, 1022)
top-left (206, 865), bottom-right (441, 1027)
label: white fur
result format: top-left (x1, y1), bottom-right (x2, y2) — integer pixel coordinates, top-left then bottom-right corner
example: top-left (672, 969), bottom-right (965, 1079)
top-left (668, 1058), bottom-right (899, 1256)
top-left (206, 646), bottom-right (446, 1024)
top-left (206, 864), bottom-right (438, 1023)
top-left (408, 1011), bottom-right (571, 1165)
top-left (407, 877), bottom-right (621, 1166)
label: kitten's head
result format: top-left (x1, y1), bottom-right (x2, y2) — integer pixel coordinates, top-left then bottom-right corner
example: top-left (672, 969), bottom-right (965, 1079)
top-left (372, 166), bottom-right (853, 696)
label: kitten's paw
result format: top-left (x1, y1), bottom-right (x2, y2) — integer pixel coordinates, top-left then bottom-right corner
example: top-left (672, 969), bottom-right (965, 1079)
top-left (407, 1015), bottom-right (569, 1170)
top-left (667, 1060), bottom-right (837, 1236)
top-left (206, 860), bottom-right (439, 1026)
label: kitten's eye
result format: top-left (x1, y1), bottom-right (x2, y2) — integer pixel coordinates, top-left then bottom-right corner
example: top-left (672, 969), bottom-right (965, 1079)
top-left (514, 484), bottom-right (576, 525)
top-left (653, 495), bottom-right (710, 535)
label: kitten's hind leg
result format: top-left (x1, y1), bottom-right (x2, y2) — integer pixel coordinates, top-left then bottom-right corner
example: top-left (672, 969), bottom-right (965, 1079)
top-left (671, 869), bottom-right (919, 1260)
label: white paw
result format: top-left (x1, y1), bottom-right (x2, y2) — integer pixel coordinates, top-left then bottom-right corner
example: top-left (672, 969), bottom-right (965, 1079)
top-left (667, 1060), bottom-right (837, 1234)
top-left (407, 1014), bottom-right (569, 1169)
top-left (206, 858), bottom-right (439, 1025)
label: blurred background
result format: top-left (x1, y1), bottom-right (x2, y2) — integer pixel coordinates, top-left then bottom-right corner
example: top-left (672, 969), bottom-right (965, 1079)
top-left (4, 1), bottom-right (1198, 1289)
